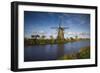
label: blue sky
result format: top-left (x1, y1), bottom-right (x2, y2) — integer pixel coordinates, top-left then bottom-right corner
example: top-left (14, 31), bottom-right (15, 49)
top-left (24, 11), bottom-right (90, 39)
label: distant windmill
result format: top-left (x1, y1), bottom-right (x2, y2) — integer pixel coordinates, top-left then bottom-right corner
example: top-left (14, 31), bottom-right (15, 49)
top-left (51, 15), bottom-right (69, 41)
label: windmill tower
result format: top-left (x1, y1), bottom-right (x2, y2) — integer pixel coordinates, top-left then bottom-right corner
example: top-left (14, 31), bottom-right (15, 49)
top-left (52, 15), bottom-right (69, 42)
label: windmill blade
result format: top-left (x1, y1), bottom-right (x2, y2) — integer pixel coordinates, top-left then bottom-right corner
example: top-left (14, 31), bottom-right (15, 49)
top-left (52, 32), bottom-right (58, 34)
top-left (51, 27), bottom-right (69, 29)
top-left (62, 27), bottom-right (69, 29)
top-left (65, 32), bottom-right (79, 35)
top-left (51, 27), bottom-right (59, 29)
top-left (64, 32), bottom-right (74, 35)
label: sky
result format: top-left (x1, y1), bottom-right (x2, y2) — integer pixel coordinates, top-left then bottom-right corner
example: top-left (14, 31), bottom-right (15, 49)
top-left (24, 11), bottom-right (90, 39)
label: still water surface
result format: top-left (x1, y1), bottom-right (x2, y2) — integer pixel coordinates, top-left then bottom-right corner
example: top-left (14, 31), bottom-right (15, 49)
top-left (24, 40), bottom-right (90, 62)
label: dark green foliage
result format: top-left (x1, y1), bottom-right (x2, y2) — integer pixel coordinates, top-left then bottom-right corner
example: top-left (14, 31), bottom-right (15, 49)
top-left (78, 46), bottom-right (90, 59)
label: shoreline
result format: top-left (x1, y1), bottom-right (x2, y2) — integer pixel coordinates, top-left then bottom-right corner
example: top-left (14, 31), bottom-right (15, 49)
top-left (24, 39), bottom-right (90, 46)
top-left (59, 46), bottom-right (90, 60)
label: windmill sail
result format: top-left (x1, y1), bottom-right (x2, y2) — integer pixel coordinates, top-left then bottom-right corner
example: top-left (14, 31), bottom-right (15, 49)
top-left (51, 15), bottom-right (69, 42)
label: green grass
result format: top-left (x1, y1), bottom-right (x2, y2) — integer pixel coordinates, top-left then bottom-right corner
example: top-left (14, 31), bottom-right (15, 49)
top-left (59, 46), bottom-right (90, 60)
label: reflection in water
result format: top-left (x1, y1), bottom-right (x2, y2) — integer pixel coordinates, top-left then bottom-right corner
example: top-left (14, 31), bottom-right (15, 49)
top-left (24, 40), bottom-right (90, 62)
top-left (56, 44), bottom-right (64, 60)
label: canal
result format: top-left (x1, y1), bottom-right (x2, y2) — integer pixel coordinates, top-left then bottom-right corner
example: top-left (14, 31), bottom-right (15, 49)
top-left (24, 40), bottom-right (90, 62)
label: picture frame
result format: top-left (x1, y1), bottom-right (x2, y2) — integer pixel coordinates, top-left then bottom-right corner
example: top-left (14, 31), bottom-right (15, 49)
top-left (11, 1), bottom-right (98, 72)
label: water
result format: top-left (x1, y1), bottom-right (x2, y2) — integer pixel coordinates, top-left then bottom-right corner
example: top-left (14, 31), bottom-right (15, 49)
top-left (24, 40), bottom-right (90, 62)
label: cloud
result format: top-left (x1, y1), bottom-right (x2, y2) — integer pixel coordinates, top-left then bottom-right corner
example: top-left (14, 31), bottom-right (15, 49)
top-left (65, 32), bottom-right (90, 36)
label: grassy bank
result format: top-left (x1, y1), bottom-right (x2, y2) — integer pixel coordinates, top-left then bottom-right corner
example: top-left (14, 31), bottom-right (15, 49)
top-left (59, 46), bottom-right (90, 60)
top-left (24, 38), bottom-right (90, 46)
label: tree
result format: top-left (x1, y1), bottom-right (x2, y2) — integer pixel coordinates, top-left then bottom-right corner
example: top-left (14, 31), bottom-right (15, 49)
top-left (50, 35), bottom-right (54, 39)
top-left (41, 35), bottom-right (46, 39)
top-left (31, 35), bottom-right (40, 39)
top-left (75, 35), bottom-right (78, 40)
top-left (70, 37), bottom-right (74, 40)
top-left (31, 35), bottom-right (40, 44)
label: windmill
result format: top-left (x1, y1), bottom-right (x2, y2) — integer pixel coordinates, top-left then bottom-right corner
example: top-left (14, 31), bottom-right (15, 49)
top-left (51, 15), bottom-right (69, 42)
